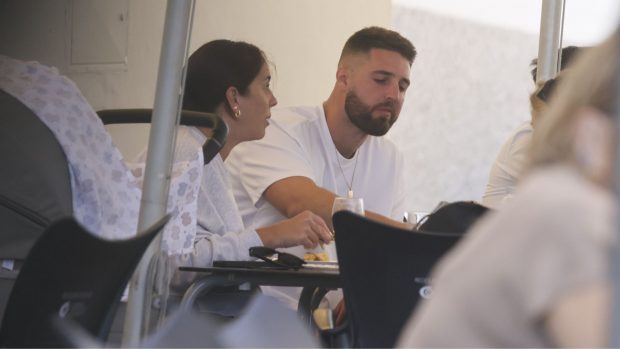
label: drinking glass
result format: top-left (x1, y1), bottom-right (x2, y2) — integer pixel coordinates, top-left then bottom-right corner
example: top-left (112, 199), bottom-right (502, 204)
top-left (316, 196), bottom-right (364, 261)
top-left (331, 196), bottom-right (365, 216)
top-left (306, 197), bottom-right (365, 262)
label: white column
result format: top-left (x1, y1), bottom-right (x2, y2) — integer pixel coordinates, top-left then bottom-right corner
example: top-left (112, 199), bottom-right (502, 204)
top-left (536, 0), bottom-right (565, 83)
top-left (121, 0), bottom-right (195, 346)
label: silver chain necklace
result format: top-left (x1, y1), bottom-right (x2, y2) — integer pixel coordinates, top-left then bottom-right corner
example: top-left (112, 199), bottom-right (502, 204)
top-left (334, 146), bottom-right (359, 199)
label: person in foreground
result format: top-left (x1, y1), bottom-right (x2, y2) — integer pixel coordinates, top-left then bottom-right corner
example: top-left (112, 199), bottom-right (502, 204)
top-left (167, 40), bottom-right (332, 287)
top-left (398, 32), bottom-right (619, 347)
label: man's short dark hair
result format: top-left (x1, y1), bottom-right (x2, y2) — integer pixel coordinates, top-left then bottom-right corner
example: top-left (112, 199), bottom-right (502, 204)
top-left (339, 26), bottom-right (417, 66)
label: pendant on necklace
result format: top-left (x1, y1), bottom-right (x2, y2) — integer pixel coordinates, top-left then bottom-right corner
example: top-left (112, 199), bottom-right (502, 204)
top-left (347, 190), bottom-right (354, 199)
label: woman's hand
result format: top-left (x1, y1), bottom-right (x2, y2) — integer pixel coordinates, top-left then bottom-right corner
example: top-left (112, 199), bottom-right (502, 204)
top-left (256, 210), bottom-right (332, 249)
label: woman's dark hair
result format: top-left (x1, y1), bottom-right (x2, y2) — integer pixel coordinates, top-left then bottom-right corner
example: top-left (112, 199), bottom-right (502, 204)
top-left (183, 40), bottom-right (266, 113)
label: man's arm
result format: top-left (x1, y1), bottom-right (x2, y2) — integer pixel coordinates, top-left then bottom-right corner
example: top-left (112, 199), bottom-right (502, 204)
top-left (263, 176), bottom-right (413, 230)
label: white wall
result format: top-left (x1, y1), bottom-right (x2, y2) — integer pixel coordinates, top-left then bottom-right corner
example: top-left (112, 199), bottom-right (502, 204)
top-left (389, 6), bottom-right (538, 212)
top-left (189, 0), bottom-right (390, 107)
top-left (393, 0), bottom-right (620, 45)
top-left (0, 0), bottom-right (168, 158)
top-left (0, 0), bottom-right (390, 158)
top-left (0, 0), bottom-right (167, 110)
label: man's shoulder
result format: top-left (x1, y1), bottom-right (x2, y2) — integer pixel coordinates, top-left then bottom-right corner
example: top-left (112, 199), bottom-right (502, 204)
top-left (265, 105), bottom-right (327, 144)
top-left (270, 105), bottom-right (323, 129)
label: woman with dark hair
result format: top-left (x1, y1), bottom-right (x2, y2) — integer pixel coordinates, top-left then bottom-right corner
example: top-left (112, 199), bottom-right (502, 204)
top-left (169, 40), bottom-right (332, 287)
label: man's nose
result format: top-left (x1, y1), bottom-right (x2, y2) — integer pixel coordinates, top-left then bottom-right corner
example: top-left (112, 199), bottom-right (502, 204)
top-left (385, 82), bottom-right (401, 101)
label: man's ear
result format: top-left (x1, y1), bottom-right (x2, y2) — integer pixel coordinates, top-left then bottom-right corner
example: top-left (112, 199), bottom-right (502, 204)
top-left (336, 65), bottom-right (349, 88)
top-left (572, 107), bottom-right (614, 183)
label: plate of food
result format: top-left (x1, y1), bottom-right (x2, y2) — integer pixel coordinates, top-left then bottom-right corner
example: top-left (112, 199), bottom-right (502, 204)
top-left (302, 252), bottom-right (338, 270)
top-left (303, 251), bottom-right (329, 262)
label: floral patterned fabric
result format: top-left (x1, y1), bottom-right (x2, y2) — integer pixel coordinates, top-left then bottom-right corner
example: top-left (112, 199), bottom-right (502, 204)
top-left (0, 55), bottom-right (199, 255)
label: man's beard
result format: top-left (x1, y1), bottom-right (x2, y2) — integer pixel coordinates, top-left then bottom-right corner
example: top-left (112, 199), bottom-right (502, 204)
top-left (344, 91), bottom-right (397, 136)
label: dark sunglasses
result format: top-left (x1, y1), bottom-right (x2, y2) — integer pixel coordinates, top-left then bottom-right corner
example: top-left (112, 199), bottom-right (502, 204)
top-left (249, 246), bottom-right (306, 269)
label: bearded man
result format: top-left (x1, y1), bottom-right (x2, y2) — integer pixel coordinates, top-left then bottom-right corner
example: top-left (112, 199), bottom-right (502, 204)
top-left (225, 25), bottom-right (416, 311)
top-left (228, 26), bottom-right (416, 237)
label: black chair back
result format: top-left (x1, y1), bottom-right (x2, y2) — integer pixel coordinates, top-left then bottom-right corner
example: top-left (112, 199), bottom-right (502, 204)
top-left (417, 201), bottom-right (489, 234)
top-left (334, 211), bottom-right (464, 348)
top-left (0, 215), bottom-right (168, 347)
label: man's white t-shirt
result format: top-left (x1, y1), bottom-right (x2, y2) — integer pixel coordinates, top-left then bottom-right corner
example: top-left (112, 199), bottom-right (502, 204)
top-left (226, 105), bottom-right (406, 307)
top-left (227, 105), bottom-right (407, 259)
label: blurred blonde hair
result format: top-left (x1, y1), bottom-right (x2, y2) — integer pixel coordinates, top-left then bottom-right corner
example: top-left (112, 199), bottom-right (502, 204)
top-left (528, 32), bottom-right (618, 178)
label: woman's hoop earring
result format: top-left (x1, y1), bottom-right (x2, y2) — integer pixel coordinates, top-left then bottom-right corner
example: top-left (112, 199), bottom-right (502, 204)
top-left (233, 106), bottom-right (242, 118)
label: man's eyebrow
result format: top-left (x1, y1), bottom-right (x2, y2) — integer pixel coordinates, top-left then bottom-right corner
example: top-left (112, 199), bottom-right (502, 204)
top-left (372, 70), bottom-right (394, 77)
top-left (373, 70), bottom-right (410, 87)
